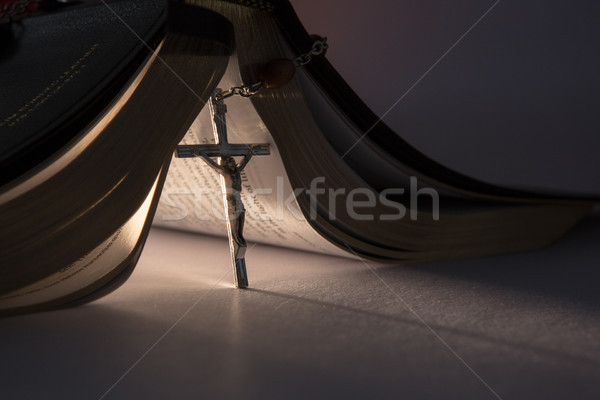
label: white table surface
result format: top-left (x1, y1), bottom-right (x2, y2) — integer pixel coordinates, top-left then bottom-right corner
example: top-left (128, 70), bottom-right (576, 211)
top-left (1, 216), bottom-right (600, 400)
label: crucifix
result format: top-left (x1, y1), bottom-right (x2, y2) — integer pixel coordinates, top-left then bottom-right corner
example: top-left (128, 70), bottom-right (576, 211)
top-left (175, 89), bottom-right (270, 288)
top-left (173, 38), bottom-right (326, 287)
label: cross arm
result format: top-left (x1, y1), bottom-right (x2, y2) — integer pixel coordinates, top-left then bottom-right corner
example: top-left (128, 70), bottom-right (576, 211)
top-left (175, 143), bottom-right (270, 158)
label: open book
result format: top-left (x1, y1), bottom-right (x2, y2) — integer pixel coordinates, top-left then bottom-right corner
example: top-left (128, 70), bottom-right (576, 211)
top-left (156, 0), bottom-right (594, 258)
top-left (0, 0), bottom-right (596, 315)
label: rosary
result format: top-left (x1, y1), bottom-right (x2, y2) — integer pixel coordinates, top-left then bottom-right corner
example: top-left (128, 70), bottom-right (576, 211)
top-left (176, 37), bottom-right (328, 287)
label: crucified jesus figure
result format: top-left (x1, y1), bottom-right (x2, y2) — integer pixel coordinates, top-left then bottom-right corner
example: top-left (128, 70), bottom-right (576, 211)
top-left (198, 148), bottom-right (254, 274)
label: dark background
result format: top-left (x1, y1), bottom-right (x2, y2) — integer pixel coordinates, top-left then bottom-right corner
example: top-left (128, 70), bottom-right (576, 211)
top-left (291, 0), bottom-right (600, 196)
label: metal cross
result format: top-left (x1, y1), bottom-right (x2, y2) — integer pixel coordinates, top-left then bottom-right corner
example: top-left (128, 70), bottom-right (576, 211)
top-left (175, 89), bottom-right (270, 288)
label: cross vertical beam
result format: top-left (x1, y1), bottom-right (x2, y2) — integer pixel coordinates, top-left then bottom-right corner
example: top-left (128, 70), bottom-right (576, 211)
top-left (210, 93), bottom-right (248, 288)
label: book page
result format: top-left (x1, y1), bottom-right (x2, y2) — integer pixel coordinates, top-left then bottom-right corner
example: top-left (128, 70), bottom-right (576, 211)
top-left (0, 176), bottom-right (159, 310)
top-left (153, 57), bottom-right (349, 258)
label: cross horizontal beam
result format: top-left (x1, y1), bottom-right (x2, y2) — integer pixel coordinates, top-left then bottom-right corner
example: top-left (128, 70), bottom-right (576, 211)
top-left (176, 143), bottom-right (270, 158)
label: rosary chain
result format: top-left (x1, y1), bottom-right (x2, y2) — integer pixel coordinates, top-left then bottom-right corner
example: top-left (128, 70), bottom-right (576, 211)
top-left (215, 37), bottom-right (328, 102)
top-left (292, 37), bottom-right (329, 67)
top-left (216, 80), bottom-right (263, 101)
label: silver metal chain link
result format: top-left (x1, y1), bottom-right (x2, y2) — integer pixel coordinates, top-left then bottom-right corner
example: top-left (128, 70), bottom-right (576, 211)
top-left (215, 81), bottom-right (263, 101)
top-left (293, 37), bottom-right (328, 67)
top-left (216, 37), bottom-right (328, 101)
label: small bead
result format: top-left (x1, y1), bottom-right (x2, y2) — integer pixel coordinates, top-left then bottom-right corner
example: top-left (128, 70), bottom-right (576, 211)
top-left (259, 58), bottom-right (296, 89)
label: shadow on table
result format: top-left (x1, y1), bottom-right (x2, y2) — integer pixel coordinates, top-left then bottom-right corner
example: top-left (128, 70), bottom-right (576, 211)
top-left (386, 212), bottom-right (600, 310)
